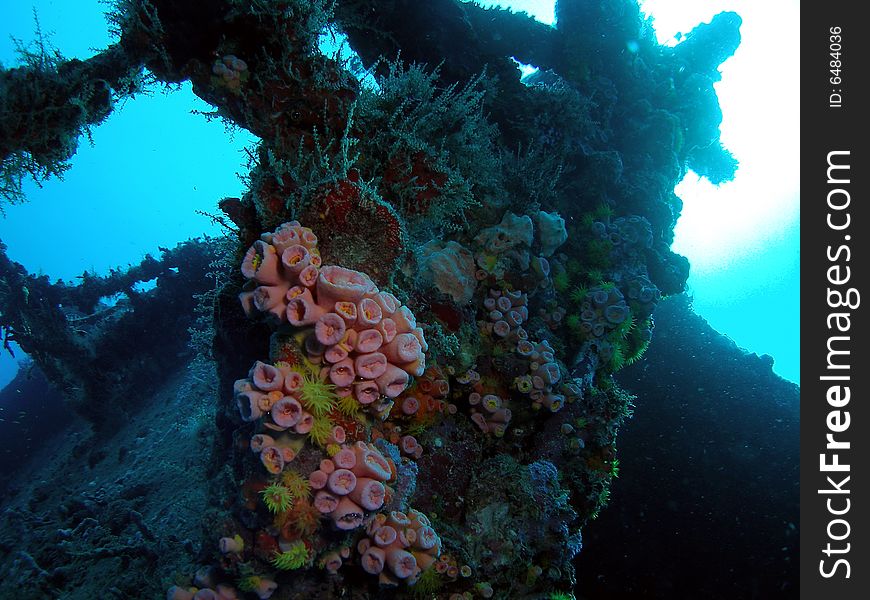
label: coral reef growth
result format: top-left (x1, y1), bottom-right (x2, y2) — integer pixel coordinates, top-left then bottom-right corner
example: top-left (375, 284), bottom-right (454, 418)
top-left (0, 30), bottom-right (143, 206)
top-left (0, 0), bottom-right (743, 597)
top-left (0, 238), bottom-right (223, 428)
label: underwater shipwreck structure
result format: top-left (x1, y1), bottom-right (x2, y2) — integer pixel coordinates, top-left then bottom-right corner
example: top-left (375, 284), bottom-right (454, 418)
top-left (0, 1), bottom-right (741, 598)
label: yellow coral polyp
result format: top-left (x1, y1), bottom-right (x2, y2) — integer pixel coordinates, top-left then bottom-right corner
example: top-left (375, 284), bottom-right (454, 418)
top-left (280, 469), bottom-right (311, 499)
top-left (272, 541), bottom-right (309, 570)
top-left (238, 576), bottom-right (261, 593)
top-left (308, 416), bottom-right (334, 447)
top-left (261, 483), bottom-right (294, 513)
top-left (337, 394), bottom-right (361, 416)
top-left (299, 370), bottom-right (337, 417)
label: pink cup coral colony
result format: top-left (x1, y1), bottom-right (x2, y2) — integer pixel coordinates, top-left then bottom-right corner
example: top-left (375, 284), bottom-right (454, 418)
top-left (461, 286), bottom-right (577, 437)
top-left (168, 220), bottom-right (595, 599)
top-left (238, 221), bottom-right (427, 409)
top-left (168, 221), bottom-right (449, 599)
top-left (357, 508), bottom-right (442, 586)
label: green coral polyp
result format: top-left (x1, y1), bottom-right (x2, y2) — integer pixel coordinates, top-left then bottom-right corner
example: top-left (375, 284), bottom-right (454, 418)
top-left (552, 270), bottom-right (570, 293)
top-left (409, 566), bottom-right (443, 597)
top-left (593, 204), bottom-right (613, 220)
top-left (307, 415), bottom-right (334, 447)
top-left (260, 483), bottom-right (294, 514)
top-left (608, 343), bottom-right (626, 372)
top-left (569, 285), bottom-right (588, 304)
top-left (299, 370), bottom-right (337, 417)
top-left (272, 541), bottom-right (310, 570)
top-left (625, 336), bottom-right (651, 366)
top-left (237, 576), bottom-right (261, 593)
top-left (565, 314), bottom-right (583, 338)
top-left (280, 470), bottom-right (311, 499)
top-left (610, 312), bottom-right (636, 341)
top-left (336, 393), bottom-right (361, 416)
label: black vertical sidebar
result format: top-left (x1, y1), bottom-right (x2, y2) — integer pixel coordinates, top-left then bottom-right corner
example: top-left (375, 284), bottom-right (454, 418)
top-left (801, 2), bottom-right (868, 598)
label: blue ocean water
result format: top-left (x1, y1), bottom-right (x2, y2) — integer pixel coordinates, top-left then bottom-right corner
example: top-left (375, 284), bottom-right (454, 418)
top-left (0, 2), bottom-right (256, 388)
top-left (650, 0), bottom-right (801, 385)
top-left (0, 0), bottom-right (800, 388)
top-left (475, 0), bottom-right (802, 383)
